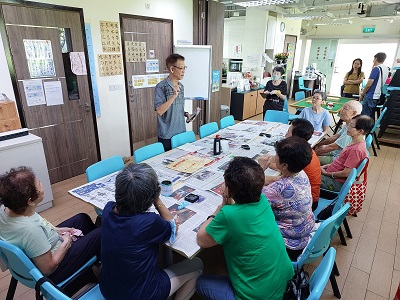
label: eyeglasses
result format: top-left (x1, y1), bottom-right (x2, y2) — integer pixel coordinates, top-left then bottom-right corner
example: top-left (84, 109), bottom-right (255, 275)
top-left (172, 65), bottom-right (187, 71)
top-left (312, 96), bottom-right (322, 100)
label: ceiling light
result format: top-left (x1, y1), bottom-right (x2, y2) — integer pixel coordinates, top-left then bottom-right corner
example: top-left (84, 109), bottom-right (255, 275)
top-left (235, 0), bottom-right (295, 7)
top-left (283, 11), bottom-right (334, 19)
top-left (314, 19), bottom-right (353, 25)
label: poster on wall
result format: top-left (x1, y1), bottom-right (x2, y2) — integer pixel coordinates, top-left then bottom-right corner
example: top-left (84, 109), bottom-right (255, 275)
top-left (146, 59), bottom-right (159, 73)
top-left (43, 81), bottom-right (64, 106)
top-left (233, 44), bottom-right (242, 58)
top-left (22, 80), bottom-right (46, 106)
top-left (125, 41), bottom-right (146, 62)
top-left (146, 74), bottom-right (159, 87)
top-left (159, 73), bottom-right (169, 82)
top-left (100, 21), bottom-right (120, 52)
top-left (212, 70), bottom-right (220, 92)
top-left (69, 52), bottom-right (87, 75)
top-left (98, 54), bottom-right (123, 77)
top-left (132, 75), bottom-right (147, 89)
top-left (23, 39), bottom-right (56, 78)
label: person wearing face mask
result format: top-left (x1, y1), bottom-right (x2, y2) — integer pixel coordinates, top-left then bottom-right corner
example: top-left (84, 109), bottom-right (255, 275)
top-left (262, 66), bottom-right (287, 119)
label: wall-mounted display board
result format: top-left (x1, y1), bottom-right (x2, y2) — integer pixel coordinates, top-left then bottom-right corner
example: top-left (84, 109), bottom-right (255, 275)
top-left (98, 54), bottom-right (123, 76)
top-left (100, 21), bottom-right (120, 52)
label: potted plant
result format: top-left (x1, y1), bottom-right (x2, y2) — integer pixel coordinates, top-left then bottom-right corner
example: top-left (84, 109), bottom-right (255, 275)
top-left (274, 52), bottom-right (289, 64)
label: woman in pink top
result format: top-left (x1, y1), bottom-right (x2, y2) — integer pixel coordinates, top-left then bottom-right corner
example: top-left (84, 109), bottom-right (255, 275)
top-left (321, 114), bottom-right (374, 192)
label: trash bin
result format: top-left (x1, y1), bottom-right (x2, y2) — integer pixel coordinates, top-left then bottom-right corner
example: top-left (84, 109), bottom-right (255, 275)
top-left (220, 105), bottom-right (230, 119)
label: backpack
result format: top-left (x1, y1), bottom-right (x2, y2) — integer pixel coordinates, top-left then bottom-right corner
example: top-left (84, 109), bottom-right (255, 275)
top-left (283, 267), bottom-right (310, 300)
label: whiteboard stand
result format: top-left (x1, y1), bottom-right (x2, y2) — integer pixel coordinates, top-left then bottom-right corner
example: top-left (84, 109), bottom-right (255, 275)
top-left (174, 45), bottom-right (212, 124)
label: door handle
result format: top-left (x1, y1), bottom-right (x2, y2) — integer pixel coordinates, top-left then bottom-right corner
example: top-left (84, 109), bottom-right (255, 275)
top-left (80, 102), bottom-right (91, 112)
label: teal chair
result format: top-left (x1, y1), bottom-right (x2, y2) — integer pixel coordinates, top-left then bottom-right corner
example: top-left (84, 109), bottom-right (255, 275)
top-left (199, 122), bottom-right (219, 139)
top-left (264, 110), bottom-right (289, 123)
top-left (295, 203), bottom-right (351, 299)
top-left (0, 239), bottom-right (98, 300)
top-left (219, 115), bottom-right (234, 129)
top-left (134, 142), bottom-right (165, 163)
top-left (308, 248), bottom-right (337, 300)
top-left (31, 268), bottom-right (104, 300)
top-left (366, 134), bottom-right (373, 154)
top-left (283, 98), bottom-right (298, 122)
top-left (86, 156), bottom-right (125, 221)
top-left (369, 107), bottom-right (387, 157)
top-left (298, 77), bottom-right (312, 97)
top-left (294, 91), bottom-right (306, 114)
top-left (316, 168), bottom-right (357, 246)
top-left (171, 131), bottom-right (196, 148)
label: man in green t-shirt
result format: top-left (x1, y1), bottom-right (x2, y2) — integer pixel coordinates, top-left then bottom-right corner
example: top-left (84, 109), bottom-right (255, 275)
top-left (196, 157), bottom-right (294, 300)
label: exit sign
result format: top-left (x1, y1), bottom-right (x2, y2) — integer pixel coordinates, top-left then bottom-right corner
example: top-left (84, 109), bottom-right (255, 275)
top-left (363, 27), bottom-right (375, 33)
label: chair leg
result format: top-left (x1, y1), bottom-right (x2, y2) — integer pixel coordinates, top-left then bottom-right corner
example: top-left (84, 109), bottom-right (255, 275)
top-left (371, 139), bottom-right (377, 157)
top-left (6, 277), bottom-right (18, 300)
top-left (338, 227), bottom-right (347, 246)
top-left (374, 131), bottom-right (380, 150)
top-left (330, 271), bottom-right (342, 299)
top-left (343, 218), bottom-right (353, 239)
top-left (333, 261), bottom-right (340, 276)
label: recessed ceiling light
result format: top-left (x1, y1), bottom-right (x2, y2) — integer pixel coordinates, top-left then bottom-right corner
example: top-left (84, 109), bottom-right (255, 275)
top-left (235, 0), bottom-right (295, 7)
top-left (283, 11), bottom-right (334, 19)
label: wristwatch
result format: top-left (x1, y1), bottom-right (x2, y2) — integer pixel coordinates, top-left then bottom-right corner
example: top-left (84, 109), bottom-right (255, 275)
top-left (207, 215), bottom-right (215, 220)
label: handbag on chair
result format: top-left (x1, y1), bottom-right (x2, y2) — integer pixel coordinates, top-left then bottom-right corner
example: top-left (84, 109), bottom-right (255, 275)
top-left (344, 160), bottom-right (369, 216)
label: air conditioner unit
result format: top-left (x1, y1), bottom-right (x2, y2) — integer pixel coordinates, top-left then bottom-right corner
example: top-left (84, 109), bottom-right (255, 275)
top-left (366, 4), bottom-right (400, 17)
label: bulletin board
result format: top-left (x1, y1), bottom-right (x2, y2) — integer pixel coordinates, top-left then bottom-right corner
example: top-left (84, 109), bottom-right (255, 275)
top-left (173, 45), bottom-right (212, 100)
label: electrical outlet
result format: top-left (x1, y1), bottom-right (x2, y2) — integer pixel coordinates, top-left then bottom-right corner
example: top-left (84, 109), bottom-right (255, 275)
top-left (109, 85), bottom-right (114, 91)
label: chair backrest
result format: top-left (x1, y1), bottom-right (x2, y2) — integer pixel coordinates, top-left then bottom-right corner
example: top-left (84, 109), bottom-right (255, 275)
top-left (199, 122), bottom-right (219, 139)
top-left (264, 110), bottom-right (289, 123)
top-left (134, 142), bottom-right (165, 164)
top-left (219, 115), bottom-right (235, 129)
top-left (331, 168), bottom-right (357, 214)
top-left (356, 157), bottom-right (368, 177)
top-left (295, 91), bottom-right (306, 102)
top-left (171, 131), bottom-right (196, 149)
top-left (308, 248), bottom-right (336, 300)
top-left (283, 98), bottom-right (289, 112)
top-left (382, 84), bottom-right (389, 96)
top-left (371, 107), bottom-right (387, 133)
top-left (361, 78), bottom-right (367, 88)
top-left (295, 203), bottom-right (350, 269)
top-left (0, 239), bottom-right (38, 288)
top-left (298, 77), bottom-right (305, 89)
top-left (86, 156), bottom-right (124, 182)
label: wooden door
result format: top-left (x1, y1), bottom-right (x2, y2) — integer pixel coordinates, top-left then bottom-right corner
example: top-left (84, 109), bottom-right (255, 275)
top-left (1, 4), bottom-right (99, 183)
top-left (284, 35), bottom-right (297, 99)
top-left (120, 15), bottom-right (173, 153)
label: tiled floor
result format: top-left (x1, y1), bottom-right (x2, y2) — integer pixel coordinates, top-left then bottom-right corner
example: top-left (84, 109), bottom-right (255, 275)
top-left (1, 114), bottom-right (400, 299)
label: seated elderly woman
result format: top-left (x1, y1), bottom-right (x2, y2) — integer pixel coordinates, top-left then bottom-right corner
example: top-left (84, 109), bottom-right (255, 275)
top-left (196, 157), bottom-right (293, 300)
top-left (0, 167), bottom-right (101, 284)
top-left (321, 114), bottom-right (374, 192)
top-left (262, 137), bottom-right (315, 261)
top-left (100, 163), bottom-right (203, 300)
top-left (299, 89), bottom-right (331, 133)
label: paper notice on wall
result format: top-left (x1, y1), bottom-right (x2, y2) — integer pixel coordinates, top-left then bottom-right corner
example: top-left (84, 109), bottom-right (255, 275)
top-left (233, 44), bottom-right (242, 58)
top-left (23, 80), bottom-right (46, 106)
top-left (159, 73), bottom-right (169, 82)
top-left (98, 54), bottom-right (123, 77)
top-left (69, 52), bottom-right (87, 75)
top-left (146, 74), bottom-right (159, 87)
top-left (125, 41), bottom-right (146, 62)
top-left (100, 21), bottom-right (120, 52)
top-left (246, 55), bottom-right (259, 66)
top-left (132, 75), bottom-right (147, 89)
top-left (23, 39), bottom-right (56, 78)
top-left (44, 81), bottom-right (64, 106)
top-left (146, 59), bottom-right (159, 73)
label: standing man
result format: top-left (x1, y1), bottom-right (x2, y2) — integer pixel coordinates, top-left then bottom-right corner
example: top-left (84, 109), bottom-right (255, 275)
top-left (360, 52), bottom-right (389, 119)
top-left (154, 53), bottom-right (190, 151)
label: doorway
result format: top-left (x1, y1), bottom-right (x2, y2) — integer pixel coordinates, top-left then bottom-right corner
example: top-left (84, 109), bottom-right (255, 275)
top-left (120, 14), bottom-right (173, 154)
top-left (330, 40), bottom-right (398, 96)
top-left (1, 3), bottom-right (99, 183)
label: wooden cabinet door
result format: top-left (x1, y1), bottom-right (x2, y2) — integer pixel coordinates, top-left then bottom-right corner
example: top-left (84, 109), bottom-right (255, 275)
top-left (248, 91), bottom-right (257, 117)
top-left (256, 90), bottom-right (265, 115)
top-left (243, 92), bottom-right (256, 119)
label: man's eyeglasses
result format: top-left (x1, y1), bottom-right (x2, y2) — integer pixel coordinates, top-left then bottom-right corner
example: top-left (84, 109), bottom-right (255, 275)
top-left (173, 65), bottom-right (187, 71)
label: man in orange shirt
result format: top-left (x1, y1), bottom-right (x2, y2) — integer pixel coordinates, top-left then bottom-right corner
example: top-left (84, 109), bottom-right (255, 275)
top-left (258, 118), bottom-right (321, 211)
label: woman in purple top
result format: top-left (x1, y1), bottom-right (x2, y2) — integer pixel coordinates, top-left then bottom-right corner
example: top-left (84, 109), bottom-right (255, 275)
top-left (100, 163), bottom-right (203, 300)
top-left (263, 136), bottom-right (315, 261)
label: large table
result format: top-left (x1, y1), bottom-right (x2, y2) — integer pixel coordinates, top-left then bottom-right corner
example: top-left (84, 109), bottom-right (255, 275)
top-left (290, 95), bottom-right (353, 114)
top-left (69, 121), bottom-right (324, 260)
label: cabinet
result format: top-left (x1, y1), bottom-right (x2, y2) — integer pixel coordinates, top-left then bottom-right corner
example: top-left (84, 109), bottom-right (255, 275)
top-left (230, 90), bottom-right (263, 120)
top-left (0, 134), bottom-right (53, 212)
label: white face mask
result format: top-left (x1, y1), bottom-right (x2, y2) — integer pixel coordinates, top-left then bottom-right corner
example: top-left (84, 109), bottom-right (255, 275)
top-left (272, 75), bottom-right (280, 81)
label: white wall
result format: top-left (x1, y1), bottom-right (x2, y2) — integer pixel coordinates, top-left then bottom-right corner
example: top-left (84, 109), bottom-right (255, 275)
top-left (223, 17), bottom-right (245, 59)
top-left (9, 0), bottom-right (193, 159)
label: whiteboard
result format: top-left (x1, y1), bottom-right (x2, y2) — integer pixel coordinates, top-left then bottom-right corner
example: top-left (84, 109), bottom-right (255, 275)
top-left (174, 45), bottom-right (212, 100)
top-left (0, 34), bottom-right (16, 102)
